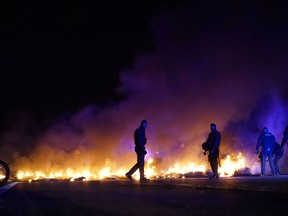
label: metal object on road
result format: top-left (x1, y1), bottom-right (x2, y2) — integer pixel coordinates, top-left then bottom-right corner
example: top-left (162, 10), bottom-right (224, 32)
top-left (0, 160), bottom-right (10, 187)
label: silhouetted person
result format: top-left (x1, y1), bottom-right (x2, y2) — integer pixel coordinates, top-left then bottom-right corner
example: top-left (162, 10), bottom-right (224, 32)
top-left (258, 141), bottom-right (283, 176)
top-left (273, 142), bottom-right (284, 175)
top-left (202, 123), bottom-right (221, 180)
top-left (126, 120), bottom-right (149, 182)
top-left (280, 124), bottom-right (288, 149)
top-left (255, 127), bottom-right (276, 177)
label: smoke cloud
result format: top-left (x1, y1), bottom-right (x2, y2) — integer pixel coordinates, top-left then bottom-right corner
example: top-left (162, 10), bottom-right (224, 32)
top-left (2, 2), bottom-right (288, 177)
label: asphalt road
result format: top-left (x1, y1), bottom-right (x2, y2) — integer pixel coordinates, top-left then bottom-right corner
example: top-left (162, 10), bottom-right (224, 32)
top-left (1, 176), bottom-right (288, 216)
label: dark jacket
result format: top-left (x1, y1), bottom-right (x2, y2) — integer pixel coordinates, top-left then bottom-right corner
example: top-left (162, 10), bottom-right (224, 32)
top-left (134, 126), bottom-right (147, 154)
top-left (206, 130), bottom-right (221, 158)
top-left (256, 132), bottom-right (275, 152)
top-left (274, 142), bottom-right (284, 158)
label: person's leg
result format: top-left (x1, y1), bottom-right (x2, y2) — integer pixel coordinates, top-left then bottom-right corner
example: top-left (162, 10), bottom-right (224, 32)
top-left (215, 158), bottom-right (219, 178)
top-left (127, 163), bottom-right (139, 175)
top-left (273, 156), bottom-right (280, 174)
top-left (138, 152), bottom-right (145, 179)
top-left (209, 158), bottom-right (213, 177)
top-left (275, 153), bottom-right (283, 175)
top-left (126, 151), bottom-right (141, 180)
top-left (267, 151), bottom-right (276, 175)
top-left (209, 157), bottom-right (218, 179)
top-left (126, 163), bottom-right (138, 180)
top-left (261, 151), bottom-right (267, 176)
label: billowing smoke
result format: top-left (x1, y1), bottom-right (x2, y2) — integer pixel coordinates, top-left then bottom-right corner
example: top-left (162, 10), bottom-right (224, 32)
top-left (2, 2), bottom-right (288, 177)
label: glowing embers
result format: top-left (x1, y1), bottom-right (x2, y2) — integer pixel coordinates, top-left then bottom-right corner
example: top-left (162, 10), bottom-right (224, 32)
top-left (16, 169), bottom-right (97, 182)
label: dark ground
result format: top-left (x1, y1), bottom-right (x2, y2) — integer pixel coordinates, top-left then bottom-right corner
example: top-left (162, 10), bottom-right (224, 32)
top-left (1, 176), bottom-right (288, 216)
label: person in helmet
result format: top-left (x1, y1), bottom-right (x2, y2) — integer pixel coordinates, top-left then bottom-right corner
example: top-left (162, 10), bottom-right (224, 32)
top-left (258, 141), bottom-right (283, 176)
top-left (255, 127), bottom-right (276, 177)
top-left (125, 120), bottom-right (149, 183)
top-left (203, 123), bottom-right (221, 180)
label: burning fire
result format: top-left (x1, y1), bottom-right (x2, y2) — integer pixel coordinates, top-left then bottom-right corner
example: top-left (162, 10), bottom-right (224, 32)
top-left (16, 152), bottom-right (247, 182)
top-left (219, 153), bottom-right (246, 177)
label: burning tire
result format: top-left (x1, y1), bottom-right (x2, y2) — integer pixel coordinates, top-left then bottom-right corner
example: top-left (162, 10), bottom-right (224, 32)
top-left (0, 160), bottom-right (10, 186)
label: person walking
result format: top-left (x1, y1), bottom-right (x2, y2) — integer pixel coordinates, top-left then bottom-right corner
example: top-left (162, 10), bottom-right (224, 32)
top-left (202, 123), bottom-right (221, 180)
top-left (126, 120), bottom-right (149, 182)
top-left (255, 127), bottom-right (276, 177)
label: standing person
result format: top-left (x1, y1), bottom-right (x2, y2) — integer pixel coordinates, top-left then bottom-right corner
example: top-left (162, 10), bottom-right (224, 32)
top-left (255, 127), bottom-right (276, 177)
top-left (126, 120), bottom-right (149, 182)
top-left (280, 124), bottom-right (288, 149)
top-left (273, 142), bottom-right (284, 175)
top-left (202, 123), bottom-right (221, 180)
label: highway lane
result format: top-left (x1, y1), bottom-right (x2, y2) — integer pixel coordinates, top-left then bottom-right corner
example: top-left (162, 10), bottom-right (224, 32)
top-left (0, 176), bottom-right (288, 216)
top-left (0, 182), bottom-right (18, 195)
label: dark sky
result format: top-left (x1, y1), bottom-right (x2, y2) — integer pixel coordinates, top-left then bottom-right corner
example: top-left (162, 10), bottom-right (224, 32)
top-left (0, 0), bottom-right (183, 125)
top-left (1, 0), bottom-right (287, 123)
top-left (2, 0), bottom-right (288, 175)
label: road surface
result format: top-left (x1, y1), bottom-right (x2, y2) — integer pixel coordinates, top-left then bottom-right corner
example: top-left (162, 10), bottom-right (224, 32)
top-left (0, 175), bottom-right (288, 215)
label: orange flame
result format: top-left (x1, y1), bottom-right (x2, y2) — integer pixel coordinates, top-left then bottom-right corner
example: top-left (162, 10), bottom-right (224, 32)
top-left (16, 152), bottom-right (247, 182)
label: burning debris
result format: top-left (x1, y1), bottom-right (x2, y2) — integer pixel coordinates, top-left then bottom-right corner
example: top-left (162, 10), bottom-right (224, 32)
top-left (233, 167), bottom-right (251, 177)
top-left (13, 152), bottom-right (255, 183)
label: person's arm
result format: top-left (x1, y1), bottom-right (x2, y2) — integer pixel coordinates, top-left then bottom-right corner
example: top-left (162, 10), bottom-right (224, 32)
top-left (281, 127), bottom-right (288, 148)
top-left (255, 134), bottom-right (262, 154)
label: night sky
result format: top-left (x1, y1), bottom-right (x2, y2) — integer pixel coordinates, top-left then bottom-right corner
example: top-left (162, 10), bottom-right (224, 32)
top-left (0, 0), bottom-right (181, 127)
top-left (1, 1), bottom-right (288, 175)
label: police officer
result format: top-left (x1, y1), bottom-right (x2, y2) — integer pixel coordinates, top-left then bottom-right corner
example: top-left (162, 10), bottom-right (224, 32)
top-left (255, 127), bottom-right (276, 177)
top-left (204, 123), bottom-right (221, 180)
top-left (126, 120), bottom-right (149, 182)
